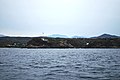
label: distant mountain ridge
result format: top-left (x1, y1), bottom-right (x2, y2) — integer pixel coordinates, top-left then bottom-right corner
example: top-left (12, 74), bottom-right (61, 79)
top-left (0, 33), bottom-right (120, 38)
top-left (72, 36), bottom-right (84, 38)
top-left (91, 34), bottom-right (120, 38)
top-left (48, 34), bottom-right (68, 38)
top-left (0, 34), bottom-right (7, 37)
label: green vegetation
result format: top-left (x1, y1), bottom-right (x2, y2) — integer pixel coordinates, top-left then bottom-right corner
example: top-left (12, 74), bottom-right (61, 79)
top-left (0, 37), bottom-right (32, 48)
top-left (0, 37), bottom-right (120, 48)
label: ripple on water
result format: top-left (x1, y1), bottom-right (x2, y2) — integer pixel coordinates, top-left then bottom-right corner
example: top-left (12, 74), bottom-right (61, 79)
top-left (14, 66), bottom-right (30, 70)
top-left (49, 65), bottom-right (66, 68)
top-left (28, 64), bottom-right (48, 69)
top-left (0, 64), bottom-right (14, 67)
top-left (50, 69), bottom-right (69, 74)
top-left (0, 48), bottom-right (120, 80)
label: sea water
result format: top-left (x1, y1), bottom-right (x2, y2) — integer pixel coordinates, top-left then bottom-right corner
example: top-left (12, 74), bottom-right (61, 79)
top-left (0, 48), bottom-right (120, 80)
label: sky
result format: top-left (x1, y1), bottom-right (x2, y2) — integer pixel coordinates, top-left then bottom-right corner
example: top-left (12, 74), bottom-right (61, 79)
top-left (0, 0), bottom-right (120, 37)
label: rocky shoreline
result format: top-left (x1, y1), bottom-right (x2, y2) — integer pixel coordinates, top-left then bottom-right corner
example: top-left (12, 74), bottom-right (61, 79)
top-left (0, 37), bottom-right (120, 48)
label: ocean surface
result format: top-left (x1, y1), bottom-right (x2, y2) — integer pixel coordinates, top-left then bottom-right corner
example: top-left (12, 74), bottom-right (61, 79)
top-left (0, 48), bottom-right (120, 80)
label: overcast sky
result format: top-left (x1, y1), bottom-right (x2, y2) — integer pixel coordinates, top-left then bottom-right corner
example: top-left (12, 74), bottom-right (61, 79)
top-left (0, 0), bottom-right (120, 37)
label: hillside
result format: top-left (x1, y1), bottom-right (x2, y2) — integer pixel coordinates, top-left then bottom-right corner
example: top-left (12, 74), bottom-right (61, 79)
top-left (0, 35), bottom-right (120, 48)
top-left (0, 37), bottom-right (32, 47)
top-left (26, 37), bottom-right (120, 48)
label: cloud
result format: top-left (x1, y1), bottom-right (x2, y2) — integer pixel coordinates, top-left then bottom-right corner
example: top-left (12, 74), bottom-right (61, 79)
top-left (0, 0), bottom-right (120, 36)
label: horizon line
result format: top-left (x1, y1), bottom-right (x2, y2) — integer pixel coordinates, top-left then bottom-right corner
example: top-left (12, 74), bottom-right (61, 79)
top-left (0, 33), bottom-right (120, 38)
